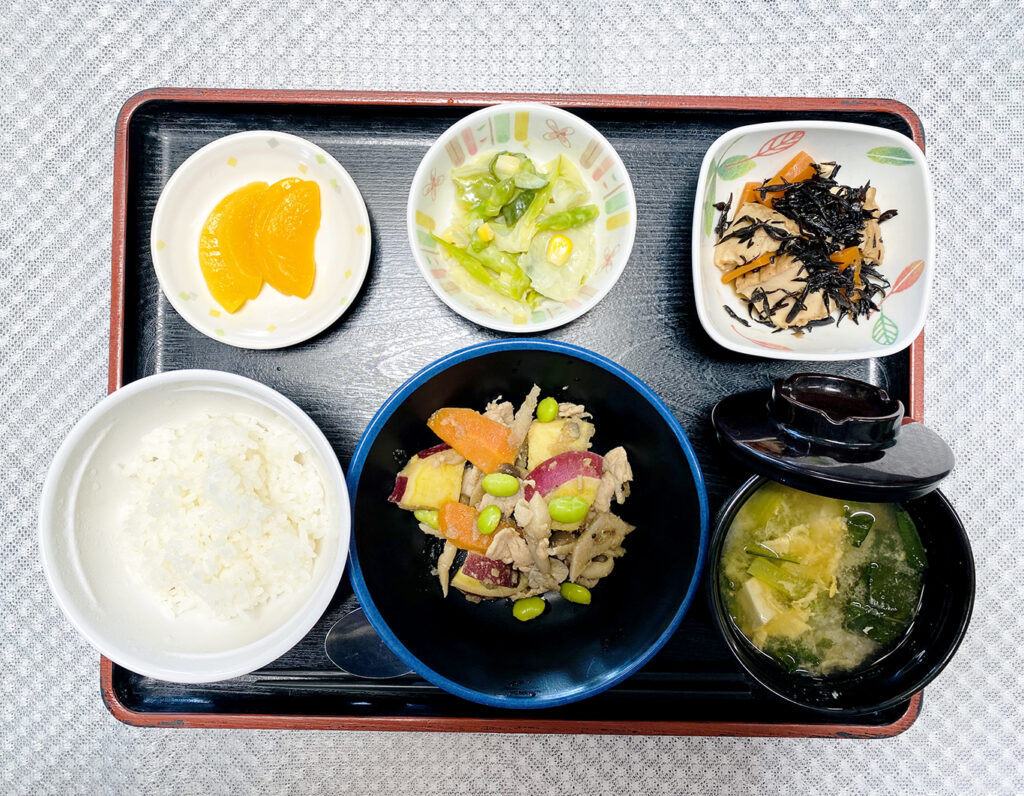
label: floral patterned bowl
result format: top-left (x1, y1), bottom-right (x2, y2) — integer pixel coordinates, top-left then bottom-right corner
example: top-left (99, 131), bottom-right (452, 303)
top-left (407, 103), bottom-right (636, 333)
top-left (692, 121), bottom-right (934, 361)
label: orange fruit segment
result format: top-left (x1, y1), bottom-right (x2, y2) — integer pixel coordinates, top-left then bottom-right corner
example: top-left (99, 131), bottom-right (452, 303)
top-left (251, 178), bottom-right (321, 299)
top-left (198, 181), bottom-right (267, 313)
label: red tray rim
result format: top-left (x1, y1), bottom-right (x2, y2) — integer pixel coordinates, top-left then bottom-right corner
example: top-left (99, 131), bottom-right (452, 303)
top-left (103, 87), bottom-right (927, 736)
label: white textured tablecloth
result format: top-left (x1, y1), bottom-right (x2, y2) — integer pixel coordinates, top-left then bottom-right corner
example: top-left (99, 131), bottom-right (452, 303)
top-left (2, 1), bottom-right (1023, 793)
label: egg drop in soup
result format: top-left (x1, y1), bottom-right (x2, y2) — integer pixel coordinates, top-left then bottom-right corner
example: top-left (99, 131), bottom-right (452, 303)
top-left (719, 482), bottom-right (926, 677)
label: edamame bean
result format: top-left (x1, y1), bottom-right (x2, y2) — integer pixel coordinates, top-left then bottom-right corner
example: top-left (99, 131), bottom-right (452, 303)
top-left (560, 582), bottom-right (592, 605)
top-left (413, 509), bottom-right (439, 529)
top-left (512, 596), bottom-right (546, 622)
top-left (477, 504), bottom-right (501, 535)
top-left (536, 396), bottom-right (559, 423)
top-left (547, 495), bottom-right (590, 524)
top-left (482, 472), bottom-right (519, 497)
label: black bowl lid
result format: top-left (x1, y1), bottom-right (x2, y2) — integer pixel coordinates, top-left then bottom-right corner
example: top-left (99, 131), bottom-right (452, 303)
top-left (711, 373), bottom-right (954, 502)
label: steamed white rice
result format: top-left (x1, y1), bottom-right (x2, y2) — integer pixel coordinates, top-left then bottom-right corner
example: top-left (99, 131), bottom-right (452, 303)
top-left (122, 412), bottom-right (328, 620)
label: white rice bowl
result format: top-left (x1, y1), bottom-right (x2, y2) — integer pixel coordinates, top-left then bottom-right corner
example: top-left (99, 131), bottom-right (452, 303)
top-left (39, 370), bottom-right (349, 683)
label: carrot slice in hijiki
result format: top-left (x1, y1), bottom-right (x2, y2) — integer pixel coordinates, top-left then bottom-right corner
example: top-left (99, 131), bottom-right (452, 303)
top-left (738, 181), bottom-right (761, 207)
top-left (830, 246), bottom-right (862, 272)
top-left (758, 151), bottom-right (816, 206)
top-left (721, 251), bottom-right (774, 284)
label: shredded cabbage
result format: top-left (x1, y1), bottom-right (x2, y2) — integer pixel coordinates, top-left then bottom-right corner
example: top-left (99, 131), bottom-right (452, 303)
top-left (438, 152), bottom-right (599, 310)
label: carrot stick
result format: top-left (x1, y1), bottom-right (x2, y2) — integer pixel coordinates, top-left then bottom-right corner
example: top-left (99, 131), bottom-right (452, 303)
top-left (758, 151), bottom-right (816, 206)
top-left (427, 408), bottom-right (516, 474)
top-left (721, 251), bottom-right (774, 284)
top-left (775, 151), bottom-right (816, 185)
top-left (437, 501), bottom-right (490, 554)
top-left (738, 181), bottom-right (761, 207)
top-left (829, 246), bottom-right (861, 272)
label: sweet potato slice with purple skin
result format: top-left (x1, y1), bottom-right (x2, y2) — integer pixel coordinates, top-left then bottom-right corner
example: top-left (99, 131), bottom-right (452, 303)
top-left (524, 451), bottom-right (603, 501)
top-left (388, 448), bottom-right (464, 511)
top-left (451, 553), bottom-right (521, 598)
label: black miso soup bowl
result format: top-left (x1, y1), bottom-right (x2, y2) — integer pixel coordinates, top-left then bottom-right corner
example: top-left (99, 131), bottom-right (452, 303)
top-left (709, 475), bottom-right (975, 716)
top-left (347, 339), bottom-right (709, 709)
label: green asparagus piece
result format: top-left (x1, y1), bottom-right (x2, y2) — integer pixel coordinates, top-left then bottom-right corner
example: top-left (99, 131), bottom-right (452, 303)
top-left (474, 246), bottom-right (532, 297)
top-left (432, 236), bottom-right (530, 301)
top-left (537, 204), bottom-right (600, 231)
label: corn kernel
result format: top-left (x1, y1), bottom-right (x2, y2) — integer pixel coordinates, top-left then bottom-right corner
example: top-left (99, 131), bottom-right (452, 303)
top-left (476, 223), bottom-right (495, 242)
top-left (546, 234), bottom-right (573, 266)
top-left (494, 154), bottom-right (522, 178)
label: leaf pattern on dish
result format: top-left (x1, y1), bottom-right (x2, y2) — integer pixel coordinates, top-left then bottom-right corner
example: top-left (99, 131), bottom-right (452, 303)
top-left (871, 310), bottom-right (899, 345)
top-left (731, 324), bottom-right (793, 351)
top-left (717, 155), bottom-right (758, 181)
top-left (702, 166), bottom-right (718, 236)
top-left (889, 260), bottom-right (925, 295)
top-left (866, 146), bottom-right (914, 166)
top-left (754, 130), bottom-right (805, 158)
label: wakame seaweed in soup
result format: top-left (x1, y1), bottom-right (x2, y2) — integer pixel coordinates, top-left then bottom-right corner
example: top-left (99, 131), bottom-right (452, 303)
top-left (719, 482), bottom-right (926, 677)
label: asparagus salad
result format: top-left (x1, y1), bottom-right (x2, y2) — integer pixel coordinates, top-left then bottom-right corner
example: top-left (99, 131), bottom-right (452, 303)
top-left (434, 152), bottom-right (599, 314)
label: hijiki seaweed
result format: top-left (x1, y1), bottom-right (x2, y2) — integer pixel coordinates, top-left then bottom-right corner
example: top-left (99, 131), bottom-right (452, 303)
top-left (714, 160), bottom-right (898, 333)
top-left (722, 303), bottom-right (750, 327)
top-left (713, 194), bottom-right (733, 239)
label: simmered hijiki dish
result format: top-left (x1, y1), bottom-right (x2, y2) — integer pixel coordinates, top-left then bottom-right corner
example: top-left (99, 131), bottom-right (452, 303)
top-left (389, 387), bottom-right (634, 621)
top-left (713, 151), bottom-right (898, 332)
top-left (720, 482), bottom-right (926, 676)
top-left (434, 151), bottom-right (599, 314)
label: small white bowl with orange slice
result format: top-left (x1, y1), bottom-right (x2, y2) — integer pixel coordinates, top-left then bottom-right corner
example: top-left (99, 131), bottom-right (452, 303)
top-left (151, 131), bottom-right (371, 349)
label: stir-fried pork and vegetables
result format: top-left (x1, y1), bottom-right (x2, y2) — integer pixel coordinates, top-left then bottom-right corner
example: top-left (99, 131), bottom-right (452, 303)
top-left (389, 387), bottom-right (634, 621)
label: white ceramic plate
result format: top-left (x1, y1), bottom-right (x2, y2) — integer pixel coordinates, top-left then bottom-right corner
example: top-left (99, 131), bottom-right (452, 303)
top-left (407, 102), bottom-right (636, 333)
top-left (692, 121), bottom-right (934, 361)
top-left (39, 370), bottom-right (350, 683)
top-left (151, 131), bottom-right (371, 349)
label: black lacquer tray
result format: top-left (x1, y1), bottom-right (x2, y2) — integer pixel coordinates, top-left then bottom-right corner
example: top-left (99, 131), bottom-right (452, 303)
top-left (103, 89), bottom-right (925, 736)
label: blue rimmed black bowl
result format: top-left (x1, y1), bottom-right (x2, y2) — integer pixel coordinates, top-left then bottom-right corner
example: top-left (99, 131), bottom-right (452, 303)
top-left (347, 339), bottom-right (709, 709)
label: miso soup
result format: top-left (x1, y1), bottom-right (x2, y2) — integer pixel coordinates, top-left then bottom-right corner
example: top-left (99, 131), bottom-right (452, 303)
top-left (719, 481), bottom-right (926, 676)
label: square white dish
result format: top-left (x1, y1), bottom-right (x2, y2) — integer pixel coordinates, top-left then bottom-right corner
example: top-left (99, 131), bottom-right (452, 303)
top-left (692, 121), bottom-right (934, 361)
